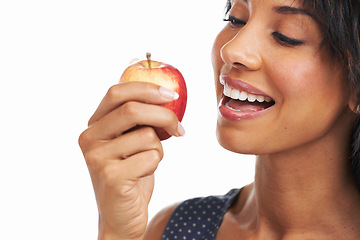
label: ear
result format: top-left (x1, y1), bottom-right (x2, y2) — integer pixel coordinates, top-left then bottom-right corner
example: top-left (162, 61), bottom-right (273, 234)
top-left (348, 90), bottom-right (359, 114)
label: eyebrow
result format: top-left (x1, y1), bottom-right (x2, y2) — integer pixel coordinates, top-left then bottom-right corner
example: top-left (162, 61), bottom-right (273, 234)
top-left (234, 1), bottom-right (315, 21)
top-left (274, 6), bottom-right (315, 19)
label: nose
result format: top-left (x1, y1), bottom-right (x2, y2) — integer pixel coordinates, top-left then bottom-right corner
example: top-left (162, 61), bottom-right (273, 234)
top-left (220, 25), bottom-right (262, 71)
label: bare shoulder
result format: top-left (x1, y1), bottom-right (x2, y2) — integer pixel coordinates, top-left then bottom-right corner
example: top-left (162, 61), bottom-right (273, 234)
top-left (143, 202), bottom-right (181, 240)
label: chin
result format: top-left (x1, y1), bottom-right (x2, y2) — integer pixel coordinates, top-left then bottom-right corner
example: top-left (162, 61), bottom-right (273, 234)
top-left (216, 124), bottom-right (258, 155)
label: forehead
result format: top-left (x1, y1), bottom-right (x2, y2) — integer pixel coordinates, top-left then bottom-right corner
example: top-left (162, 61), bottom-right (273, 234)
top-left (231, 0), bottom-right (304, 8)
top-left (230, 0), bottom-right (316, 21)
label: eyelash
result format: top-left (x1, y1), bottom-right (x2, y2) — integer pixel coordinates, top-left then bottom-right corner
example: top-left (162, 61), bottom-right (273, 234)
top-left (271, 32), bottom-right (304, 46)
top-left (223, 15), bottom-right (246, 27)
top-left (223, 15), bottom-right (305, 47)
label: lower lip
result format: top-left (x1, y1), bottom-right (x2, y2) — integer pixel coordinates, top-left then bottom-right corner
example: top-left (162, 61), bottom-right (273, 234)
top-left (218, 95), bottom-right (273, 120)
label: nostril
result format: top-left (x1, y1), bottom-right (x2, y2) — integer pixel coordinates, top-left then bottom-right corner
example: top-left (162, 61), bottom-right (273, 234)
top-left (233, 55), bottom-right (261, 70)
top-left (233, 62), bottom-right (246, 68)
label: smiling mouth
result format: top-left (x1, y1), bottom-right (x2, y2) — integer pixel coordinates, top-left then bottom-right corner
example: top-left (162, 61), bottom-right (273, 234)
top-left (222, 82), bottom-right (275, 112)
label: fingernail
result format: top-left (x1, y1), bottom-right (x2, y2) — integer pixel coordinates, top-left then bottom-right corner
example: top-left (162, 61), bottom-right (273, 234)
top-left (159, 87), bottom-right (179, 100)
top-left (177, 122), bottom-right (185, 137)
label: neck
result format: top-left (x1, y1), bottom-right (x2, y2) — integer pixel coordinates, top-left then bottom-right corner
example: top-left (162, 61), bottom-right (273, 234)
top-left (251, 136), bottom-right (360, 237)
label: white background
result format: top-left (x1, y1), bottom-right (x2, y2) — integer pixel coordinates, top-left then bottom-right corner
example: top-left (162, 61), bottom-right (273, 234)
top-left (0, 1), bottom-right (255, 239)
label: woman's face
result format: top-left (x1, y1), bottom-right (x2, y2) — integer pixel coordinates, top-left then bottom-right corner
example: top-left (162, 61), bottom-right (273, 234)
top-left (212, 0), bottom-right (355, 155)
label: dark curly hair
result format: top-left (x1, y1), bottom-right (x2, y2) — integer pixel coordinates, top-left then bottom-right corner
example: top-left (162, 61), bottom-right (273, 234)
top-left (225, 0), bottom-right (360, 189)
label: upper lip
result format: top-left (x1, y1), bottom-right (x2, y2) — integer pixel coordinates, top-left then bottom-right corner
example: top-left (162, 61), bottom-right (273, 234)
top-left (220, 75), bottom-right (273, 99)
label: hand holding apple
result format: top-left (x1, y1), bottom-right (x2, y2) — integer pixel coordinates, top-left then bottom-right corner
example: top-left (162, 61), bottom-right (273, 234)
top-left (119, 53), bottom-right (187, 140)
top-left (79, 53), bottom-right (187, 240)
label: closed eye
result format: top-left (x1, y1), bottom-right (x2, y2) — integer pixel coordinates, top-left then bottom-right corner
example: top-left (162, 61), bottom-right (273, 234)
top-left (272, 32), bottom-right (304, 46)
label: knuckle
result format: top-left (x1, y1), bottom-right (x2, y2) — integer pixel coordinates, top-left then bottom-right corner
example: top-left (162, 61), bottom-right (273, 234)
top-left (85, 146), bottom-right (103, 169)
top-left (158, 145), bottom-right (164, 159)
top-left (140, 127), bottom-right (159, 142)
top-left (145, 150), bottom-right (163, 174)
top-left (78, 129), bottom-right (92, 152)
top-left (147, 149), bottom-right (162, 163)
top-left (120, 101), bottom-right (140, 119)
top-left (107, 84), bottom-right (121, 102)
top-left (138, 128), bottom-right (164, 158)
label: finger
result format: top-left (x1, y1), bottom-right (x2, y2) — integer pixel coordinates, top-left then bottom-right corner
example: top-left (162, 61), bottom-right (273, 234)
top-left (117, 149), bottom-right (163, 181)
top-left (89, 82), bottom-right (179, 127)
top-left (86, 127), bottom-right (163, 164)
top-left (87, 101), bottom-right (181, 142)
top-left (96, 149), bottom-right (162, 194)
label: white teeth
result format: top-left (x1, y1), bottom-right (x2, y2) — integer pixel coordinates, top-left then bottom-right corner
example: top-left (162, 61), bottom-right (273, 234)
top-left (239, 91), bottom-right (247, 101)
top-left (224, 85), bottom-right (232, 96)
top-left (257, 95), bottom-right (265, 102)
top-left (247, 94), bottom-right (257, 102)
top-left (220, 76), bottom-right (225, 85)
top-left (223, 84), bottom-right (273, 103)
top-left (230, 89), bottom-right (240, 99)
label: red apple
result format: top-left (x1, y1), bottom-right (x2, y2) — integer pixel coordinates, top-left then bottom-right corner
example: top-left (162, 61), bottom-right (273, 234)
top-left (119, 53), bottom-right (187, 140)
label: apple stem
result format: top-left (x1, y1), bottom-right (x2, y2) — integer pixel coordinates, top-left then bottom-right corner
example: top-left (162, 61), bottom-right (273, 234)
top-left (146, 52), bottom-right (152, 69)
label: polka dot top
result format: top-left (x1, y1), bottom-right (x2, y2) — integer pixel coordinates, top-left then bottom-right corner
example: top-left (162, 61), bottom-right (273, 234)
top-left (161, 188), bottom-right (241, 240)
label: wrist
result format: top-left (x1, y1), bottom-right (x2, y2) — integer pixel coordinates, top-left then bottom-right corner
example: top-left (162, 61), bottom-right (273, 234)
top-left (98, 234), bottom-right (143, 240)
top-left (98, 219), bottom-right (144, 240)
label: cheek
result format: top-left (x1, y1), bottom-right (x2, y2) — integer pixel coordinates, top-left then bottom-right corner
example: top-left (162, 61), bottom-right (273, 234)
top-left (272, 58), bottom-right (313, 96)
top-left (271, 55), bottom-right (349, 138)
top-left (271, 56), bottom-right (344, 102)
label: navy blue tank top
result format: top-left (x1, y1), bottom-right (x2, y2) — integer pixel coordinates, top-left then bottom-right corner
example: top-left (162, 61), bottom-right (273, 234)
top-left (161, 188), bottom-right (241, 240)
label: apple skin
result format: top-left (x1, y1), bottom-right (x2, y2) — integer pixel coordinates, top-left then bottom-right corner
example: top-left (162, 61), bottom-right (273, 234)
top-left (119, 59), bottom-right (187, 140)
